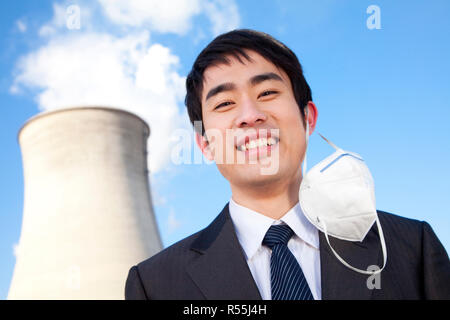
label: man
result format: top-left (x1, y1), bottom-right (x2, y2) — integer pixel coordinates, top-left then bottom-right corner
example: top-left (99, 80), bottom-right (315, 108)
top-left (125, 29), bottom-right (450, 300)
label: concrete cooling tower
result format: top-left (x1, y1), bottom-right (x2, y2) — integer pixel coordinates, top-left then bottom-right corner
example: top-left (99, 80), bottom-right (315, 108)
top-left (8, 106), bottom-right (162, 299)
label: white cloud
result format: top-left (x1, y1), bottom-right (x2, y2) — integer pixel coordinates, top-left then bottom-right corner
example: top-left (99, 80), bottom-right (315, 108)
top-left (203, 0), bottom-right (240, 36)
top-left (13, 243), bottom-right (20, 258)
top-left (152, 190), bottom-right (167, 207)
top-left (38, 3), bottom-right (67, 36)
top-left (97, 0), bottom-right (239, 36)
top-left (12, 30), bottom-right (190, 174)
top-left (167, 208), bottom-right (182, 234)
top-left (98, 0), bottom-right (202, 35)
top-left (39, 2), bottom-right (94, 36)
top-left (16, 20), bottom-right (27, 33)
top-left (11, 0), bottom-right (240, 174)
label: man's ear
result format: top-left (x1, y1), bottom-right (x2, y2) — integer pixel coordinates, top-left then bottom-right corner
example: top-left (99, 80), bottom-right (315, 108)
top-left (305, 101), bottom-right (318, 134)
top-left (195, 131), bottom-right (214, 161)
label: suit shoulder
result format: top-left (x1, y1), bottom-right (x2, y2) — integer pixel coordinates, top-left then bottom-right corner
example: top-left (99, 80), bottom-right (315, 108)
top-left (126, 229), bottom-right (207, 299)
top-left (377, 210), bottom-right (423, 228)
top-left (376, 210), bottom-right (426, 252)
top-left (135, 229), bottom-right (203, 273)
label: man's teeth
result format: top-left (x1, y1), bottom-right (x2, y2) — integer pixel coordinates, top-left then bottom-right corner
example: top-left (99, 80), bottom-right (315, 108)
top-left (238, 137), bottom-right (278, 151)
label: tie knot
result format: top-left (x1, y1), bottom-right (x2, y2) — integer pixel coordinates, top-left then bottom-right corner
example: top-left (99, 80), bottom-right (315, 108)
top-left (262, 224), bottom-right (294, 249)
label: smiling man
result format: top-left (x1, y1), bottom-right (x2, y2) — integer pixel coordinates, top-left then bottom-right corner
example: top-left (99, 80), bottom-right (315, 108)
top-left (198, 49), bottom-right (316, 220)
top-left (125, 29), bottom-right (449, 300)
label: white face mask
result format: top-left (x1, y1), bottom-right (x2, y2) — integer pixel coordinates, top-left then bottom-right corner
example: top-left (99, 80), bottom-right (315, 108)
top-left (299, 108), bottom-right (387, 275)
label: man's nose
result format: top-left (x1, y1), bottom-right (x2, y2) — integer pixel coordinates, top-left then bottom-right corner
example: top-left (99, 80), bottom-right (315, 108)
top-left (234, 95), bottom-right (267, 128)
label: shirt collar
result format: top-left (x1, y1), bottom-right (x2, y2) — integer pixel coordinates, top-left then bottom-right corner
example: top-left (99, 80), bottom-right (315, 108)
top-left (228, 197), bottom-right (319, 261)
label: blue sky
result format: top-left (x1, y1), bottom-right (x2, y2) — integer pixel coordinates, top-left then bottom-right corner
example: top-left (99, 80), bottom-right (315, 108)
top-left (1, 0), bottom-right (449, 299)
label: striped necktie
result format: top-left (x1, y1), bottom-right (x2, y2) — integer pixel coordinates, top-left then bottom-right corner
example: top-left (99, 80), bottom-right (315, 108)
top-left (263, 224), bottom-right (314, 300)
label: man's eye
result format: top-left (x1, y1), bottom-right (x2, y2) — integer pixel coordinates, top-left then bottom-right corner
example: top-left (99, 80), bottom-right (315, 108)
top-left (214, 101), bottom-right (233, 109)
top-left (259, 90), bottom-right (278, 98)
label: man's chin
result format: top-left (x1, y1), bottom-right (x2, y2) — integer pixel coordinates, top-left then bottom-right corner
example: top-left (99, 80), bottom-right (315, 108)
top-left (233, 167), bottom-right (285, 187)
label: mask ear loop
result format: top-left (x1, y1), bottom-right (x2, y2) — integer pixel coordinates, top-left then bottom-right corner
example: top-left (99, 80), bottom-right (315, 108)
top-left (302, 105), bottom-right (341, 173)
top-left (317, 133), bottom-right (340, 151)
top-left (301, 104), bottom-right (387, 275)
top-left (320, 216), bottom-right (388, 275)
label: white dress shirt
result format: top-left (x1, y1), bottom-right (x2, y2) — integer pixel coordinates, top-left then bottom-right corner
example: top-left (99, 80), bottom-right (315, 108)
top-left (228, 197), bottom-right (322, 300)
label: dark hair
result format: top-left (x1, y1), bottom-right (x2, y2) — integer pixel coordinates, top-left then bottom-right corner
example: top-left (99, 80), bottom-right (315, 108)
top-left (185, 29), bottom-right (312, 135)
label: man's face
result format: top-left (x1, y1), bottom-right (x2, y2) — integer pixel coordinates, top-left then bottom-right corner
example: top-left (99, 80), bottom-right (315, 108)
top-left (196, 50), bottom-right (316, 191)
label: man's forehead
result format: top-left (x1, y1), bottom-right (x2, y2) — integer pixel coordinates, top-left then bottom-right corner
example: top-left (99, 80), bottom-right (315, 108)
top-left (205, 50), bottom-right (267, 70)
top-left (203, 52), bottom-right (253, 80)
top-left (202, 50), bottom-right (285, 88)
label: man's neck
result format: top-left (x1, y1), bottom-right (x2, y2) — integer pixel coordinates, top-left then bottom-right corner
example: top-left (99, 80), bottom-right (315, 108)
top-left (230, 177), bottom-right (301, 220)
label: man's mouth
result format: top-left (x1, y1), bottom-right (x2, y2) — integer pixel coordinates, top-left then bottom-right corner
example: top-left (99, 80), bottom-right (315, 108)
top-left (236, 136), bottom-right (280, 152)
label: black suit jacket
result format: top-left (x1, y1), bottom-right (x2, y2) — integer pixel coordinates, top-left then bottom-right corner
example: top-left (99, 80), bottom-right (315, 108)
top-left (125, 203), bottom-right (450, 299)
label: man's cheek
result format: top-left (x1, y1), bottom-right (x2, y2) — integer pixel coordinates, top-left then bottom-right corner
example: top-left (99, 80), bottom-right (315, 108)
top-left (259, 142), bottom-right (280, 175)
top-left (204, 128), bottom-right (224, 164)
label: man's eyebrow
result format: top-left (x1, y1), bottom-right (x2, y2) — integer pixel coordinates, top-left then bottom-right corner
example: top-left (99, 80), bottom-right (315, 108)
top-left (249, 72), bottom-right (284, 86)
top-left (205, 82), bottom-right (236, 102)
top-left (204, 72), bottom-right (284, 102)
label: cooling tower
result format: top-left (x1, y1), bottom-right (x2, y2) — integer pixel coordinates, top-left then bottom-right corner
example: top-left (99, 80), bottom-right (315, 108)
top-left (8, 106), bottom-right (162, 299)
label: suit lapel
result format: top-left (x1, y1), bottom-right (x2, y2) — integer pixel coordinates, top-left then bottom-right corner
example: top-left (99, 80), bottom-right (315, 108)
top-left (186, 203), bottom-right (262, 300)
top-left (320, 224), bottom-right (383, 300)
top-left (186, 203), bottom-right (383, 300)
